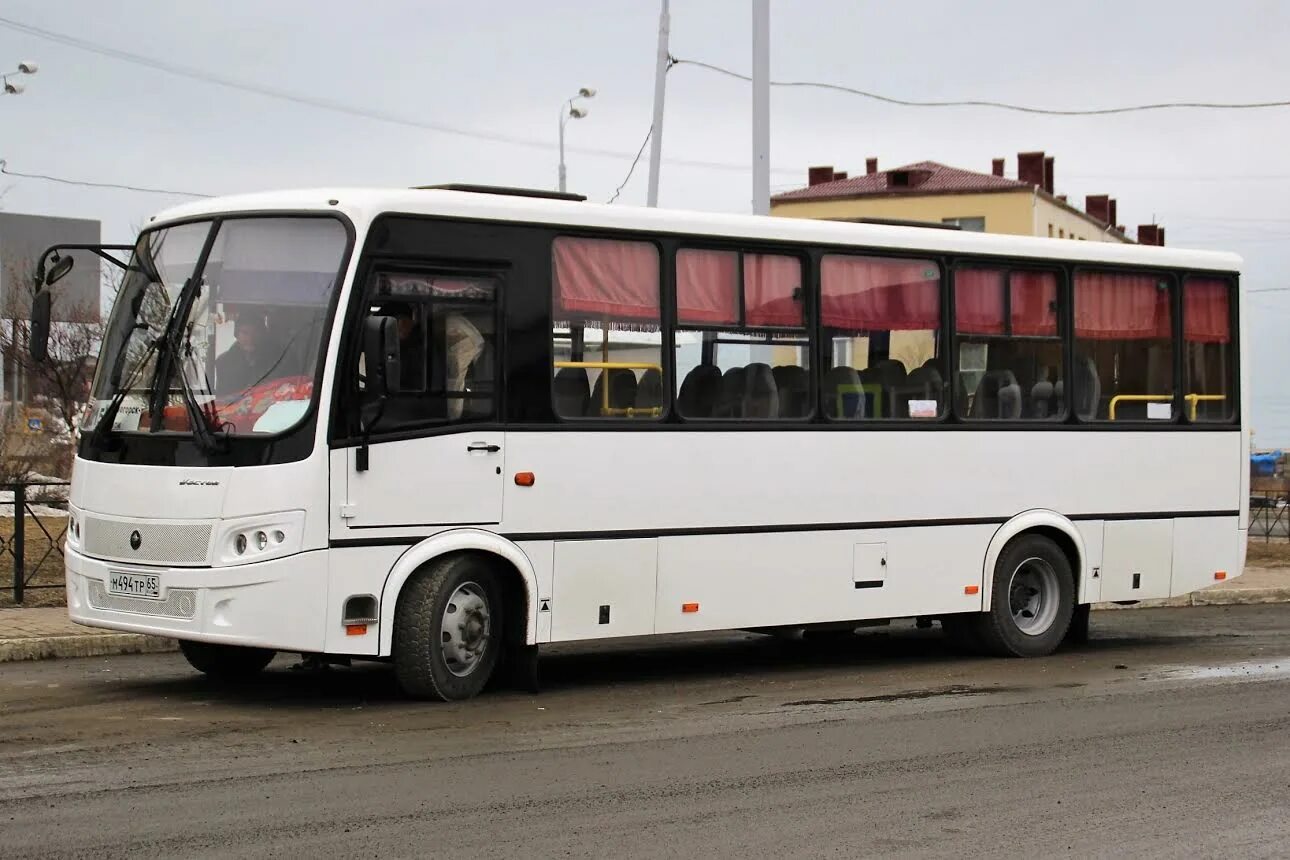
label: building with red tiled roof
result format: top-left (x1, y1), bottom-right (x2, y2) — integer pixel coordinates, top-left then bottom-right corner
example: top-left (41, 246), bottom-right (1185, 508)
top-left (770, 152), bottom-right (1164, 246)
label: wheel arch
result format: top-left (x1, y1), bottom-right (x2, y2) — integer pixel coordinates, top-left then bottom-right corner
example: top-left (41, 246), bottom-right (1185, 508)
top-left (378, 529), bottom-right (539, 657)
top-left (982, 511), bottom-right (1087, 607)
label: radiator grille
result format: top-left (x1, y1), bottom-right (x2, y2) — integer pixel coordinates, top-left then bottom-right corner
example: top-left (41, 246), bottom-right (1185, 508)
top-left (87, 581), bottom-right (197, 619)
top-left (82, 517), bottom-right (212, 566)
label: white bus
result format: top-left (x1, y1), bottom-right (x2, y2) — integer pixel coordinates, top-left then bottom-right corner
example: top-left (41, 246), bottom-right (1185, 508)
top-left (38, 185), bottom-right (1247, 700)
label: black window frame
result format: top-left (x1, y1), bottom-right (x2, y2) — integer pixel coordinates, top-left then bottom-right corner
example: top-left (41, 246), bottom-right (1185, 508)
top-left (1070, 266), bottom-right (1181, 426)
top-left (1181, 272), bottom-right (1240, 425)
top-left (671, 242), bottom-right (815, 422)
top-left (816, 249), bottom-right (949, 424)
top-left (949, 262), bottom-right (1068, 423)
top-left (548, 232), bottom-right (669, 423)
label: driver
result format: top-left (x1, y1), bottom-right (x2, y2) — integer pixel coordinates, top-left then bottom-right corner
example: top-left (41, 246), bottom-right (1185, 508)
top-left (215, 315), bottom-right (269, 394)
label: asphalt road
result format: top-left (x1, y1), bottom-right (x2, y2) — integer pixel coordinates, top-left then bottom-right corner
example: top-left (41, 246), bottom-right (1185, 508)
top-left (1, 606), bottom-right (1288, 859)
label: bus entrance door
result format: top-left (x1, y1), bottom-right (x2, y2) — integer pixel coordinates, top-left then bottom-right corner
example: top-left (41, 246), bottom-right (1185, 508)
top-left (339, 432), bottom-right (506, 528)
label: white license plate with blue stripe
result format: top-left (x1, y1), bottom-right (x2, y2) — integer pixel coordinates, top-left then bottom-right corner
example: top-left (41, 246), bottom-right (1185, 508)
top-left (107, 572), bottom-right (160, 600)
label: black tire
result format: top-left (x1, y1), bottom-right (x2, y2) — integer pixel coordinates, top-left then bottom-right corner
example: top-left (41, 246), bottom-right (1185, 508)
top-left (393, 554), bottom-right (503, 701)
top-left (179, 640), bottom-right (275, 681)
top-left (971, 534), bottom-right (1075, 657)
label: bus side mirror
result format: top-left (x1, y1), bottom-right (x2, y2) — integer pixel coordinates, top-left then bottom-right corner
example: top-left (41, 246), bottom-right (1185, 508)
top-left (29, 289), bottom-right (52, 363)
top-left (363, 315), bottom-right (402, 397)
top-left (44, 253), bottom-right (75, 287)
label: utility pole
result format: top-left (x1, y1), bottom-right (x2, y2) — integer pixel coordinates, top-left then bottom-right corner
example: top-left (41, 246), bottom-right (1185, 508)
top-left (645, 0), bottom-right (670, 207)
top-left (751, 0), bottom-right (770, 215)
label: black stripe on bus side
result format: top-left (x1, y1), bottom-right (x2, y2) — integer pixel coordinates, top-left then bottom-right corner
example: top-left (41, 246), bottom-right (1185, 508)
top-left (327, 508), bottom-right (1239, 548)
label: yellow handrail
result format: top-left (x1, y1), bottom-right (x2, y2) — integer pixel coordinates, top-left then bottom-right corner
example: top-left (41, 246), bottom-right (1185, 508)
top-left (1108, 393), bottom-right (1228, 420)
top-left (554, 361), bottom-right (663, 417)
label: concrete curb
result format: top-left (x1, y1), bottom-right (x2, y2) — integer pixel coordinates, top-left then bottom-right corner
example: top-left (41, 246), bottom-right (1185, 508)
top-left (0, 633), bottom-right (177, 663)
top-left (1093, 587), bottom-right (1290, 611)
top-left (0, 588), bottom-right (1286, 664)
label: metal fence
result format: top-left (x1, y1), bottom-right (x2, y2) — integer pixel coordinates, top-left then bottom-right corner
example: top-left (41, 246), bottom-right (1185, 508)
top-left (1249, 489), bottom-right (1290, 542)
top-left (2, 481), bottom-right (69, 603)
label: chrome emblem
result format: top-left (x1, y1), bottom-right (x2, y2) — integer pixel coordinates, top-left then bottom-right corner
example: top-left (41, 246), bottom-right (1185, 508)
top-left (129, 530), bottom-right (142, 551)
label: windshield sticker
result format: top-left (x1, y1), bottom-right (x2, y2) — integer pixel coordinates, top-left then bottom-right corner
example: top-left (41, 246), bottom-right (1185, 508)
top-left (251, 400), bottom-right (310, 433)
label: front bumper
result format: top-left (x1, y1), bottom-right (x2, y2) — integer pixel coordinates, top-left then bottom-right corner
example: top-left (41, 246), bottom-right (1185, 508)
top-left (65, 546), bottom-right (329, 653)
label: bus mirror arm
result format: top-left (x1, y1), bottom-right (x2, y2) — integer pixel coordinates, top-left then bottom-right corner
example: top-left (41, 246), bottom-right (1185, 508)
top-left (356, 317), bottom-right (403, 472)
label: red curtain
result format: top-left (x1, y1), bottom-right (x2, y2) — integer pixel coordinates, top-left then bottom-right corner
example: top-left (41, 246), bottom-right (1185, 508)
top-left (744, 253), bottom-right (803, 327)
top-left (1075, 272), bottom-right (1170, 340)
top-left (552, 236), bottom-right (660, 322)
top-left (954, 269), bottom-right (1005, 334)
top-left (676, 248), bottom-right (739, 324)
top-left (821, 255), bottom-right (940, 331)
top-left (1184, 277), bottom-right (1231, 344)
top-left (1010, 271), bottom-right (1058, 336)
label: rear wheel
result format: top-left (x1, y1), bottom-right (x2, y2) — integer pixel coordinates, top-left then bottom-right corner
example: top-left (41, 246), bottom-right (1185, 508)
top-left (973, 534), bottom-right (1075, 657)
top-left (394, 554), bottom-right (503, 701)
top-left (179, 640), bottom-right (275, 681)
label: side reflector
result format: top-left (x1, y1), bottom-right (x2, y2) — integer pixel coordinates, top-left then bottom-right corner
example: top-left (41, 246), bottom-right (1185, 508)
top-left (514, 472), bottom-right (536, 487)
top-left (345, 624), bottom-right (368, 636)
top-left (964, 585), bottom-right (980, 595)
top-left (682, 602), bottom-right (699, 613)
top-left (1214, 571), bottom-right (1227, 580)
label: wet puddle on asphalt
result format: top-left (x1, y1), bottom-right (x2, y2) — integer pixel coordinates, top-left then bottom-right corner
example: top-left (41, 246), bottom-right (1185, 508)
top-left (1148, 659), bottom-right (1290, 683)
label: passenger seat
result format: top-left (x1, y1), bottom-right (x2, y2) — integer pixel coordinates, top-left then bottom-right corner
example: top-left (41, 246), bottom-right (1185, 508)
top-left (822, 366), bottom-right (864, 419)
top-left (553, 367), bottom-right (590, 418)
top-left (677, 364), bottom-right (723, 418)
top-left (771, 365), bottom-right (809, 418)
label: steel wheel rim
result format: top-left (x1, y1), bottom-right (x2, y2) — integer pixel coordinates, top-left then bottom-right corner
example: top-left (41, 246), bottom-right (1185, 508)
top-left (1007, 557), bottom-right (1060, 636)
top-left (439, 581), bottom-right (491, 677)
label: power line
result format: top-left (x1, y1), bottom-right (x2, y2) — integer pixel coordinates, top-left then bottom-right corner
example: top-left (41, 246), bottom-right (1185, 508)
top-left (0, 159), bottom-right (213, 197)
top-left (0, 15), bottom-right (800, 177)
top-left (672, 57), bottom-right (1290, 115)
top-left (607, 125), bottom-right (652, 204)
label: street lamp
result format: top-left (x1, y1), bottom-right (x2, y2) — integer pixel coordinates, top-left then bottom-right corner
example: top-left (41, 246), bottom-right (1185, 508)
top-left (558, 87), bottom-right (596, 193)
top-left (2, 61), bottom-right (38, 95)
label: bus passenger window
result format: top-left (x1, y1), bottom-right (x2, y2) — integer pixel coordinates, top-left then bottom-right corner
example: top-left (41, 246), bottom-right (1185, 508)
top-left (820, 254), bottom-right (943, 420)
top-left (1183, 277), bottom-right (1235, 423)
top-left (674, 249), bottom-right (809, 420)
top-left (954, 268), bottom-right (1064, 421)
top-left (361, 272), bottom-right (497, 427)
top-left (1074, 271), bottom-right (1174, 421)
top-left (551, 236), bottom-right (664, 420)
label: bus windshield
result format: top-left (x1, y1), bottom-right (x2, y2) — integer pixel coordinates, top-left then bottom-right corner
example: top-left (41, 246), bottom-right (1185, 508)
top-left (85, 216), bottom-right (349, 437)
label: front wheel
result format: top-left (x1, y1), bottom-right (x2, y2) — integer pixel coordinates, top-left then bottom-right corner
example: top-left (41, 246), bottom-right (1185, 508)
top-left (393, 555), bottom-right (503, 701)
top-left (179, 640), bottom-right (275, 681)
top-left (972, 534), bottom-right (1075, 657)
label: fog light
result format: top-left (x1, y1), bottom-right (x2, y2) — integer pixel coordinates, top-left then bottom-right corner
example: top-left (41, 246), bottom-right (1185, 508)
top-left (255, 531), bottom-right (268, 551)
top-left (272, 530), bottom-right (285, 544)
top-left (235, 533), bottom-right (247, 555)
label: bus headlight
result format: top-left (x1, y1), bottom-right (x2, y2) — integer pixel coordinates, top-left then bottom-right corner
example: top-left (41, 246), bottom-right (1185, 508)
top-left (215, 511), bottom-right (306, 566)
top-left (67, 506), bottom-right (83, 549)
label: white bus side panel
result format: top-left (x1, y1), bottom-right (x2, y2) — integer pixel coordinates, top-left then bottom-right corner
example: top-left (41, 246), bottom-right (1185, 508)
top-left (1171, 516), bottom-right (1242, 598)
top-left (654, 525), bottom-right (991, 634)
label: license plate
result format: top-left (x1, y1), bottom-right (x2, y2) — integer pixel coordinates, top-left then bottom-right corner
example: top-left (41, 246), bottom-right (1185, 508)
top-left (107, 572), bottom-right (161, 600)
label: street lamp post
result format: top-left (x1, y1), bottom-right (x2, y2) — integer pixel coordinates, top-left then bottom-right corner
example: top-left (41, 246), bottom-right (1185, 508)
top-left (2, 61), bottom-right (38, 95)
top-left (558, 87), bottom-right (596, 193)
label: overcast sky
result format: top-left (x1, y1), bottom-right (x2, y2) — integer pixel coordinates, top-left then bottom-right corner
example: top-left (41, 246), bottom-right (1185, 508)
top-left (2, 0), bottom-right (1288, 440)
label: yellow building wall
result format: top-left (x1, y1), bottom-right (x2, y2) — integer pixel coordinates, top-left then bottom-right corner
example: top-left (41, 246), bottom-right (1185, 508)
top-left (1036, 198), bottom-right (1120, 242)
top-left (771, 189), bottom-right (1126, 243)
top-left (771, 190), bottom-right (1036, 236)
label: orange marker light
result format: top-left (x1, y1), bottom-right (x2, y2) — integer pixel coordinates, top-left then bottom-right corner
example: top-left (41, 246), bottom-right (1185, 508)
top-left (964, 585), bottom-right (980, 595)
top-left (1214, 571), bottom-right (1227, 581)
top-left (514, 472), bottom-right (536, 487)
top-left (345, 624), bottom-right (368, 636)
top-left (681, 602), bottom-right (700, 613)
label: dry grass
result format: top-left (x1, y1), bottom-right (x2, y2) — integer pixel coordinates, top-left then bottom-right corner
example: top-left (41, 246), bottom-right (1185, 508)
top-left (1243, 538), bottom-right (1290, 568)
top-left (0, 515), bottom-right (70, 608)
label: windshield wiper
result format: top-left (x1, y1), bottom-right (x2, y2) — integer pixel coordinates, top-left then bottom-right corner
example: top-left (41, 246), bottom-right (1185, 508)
top-left (173, 324), bottom-right (227, 454)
